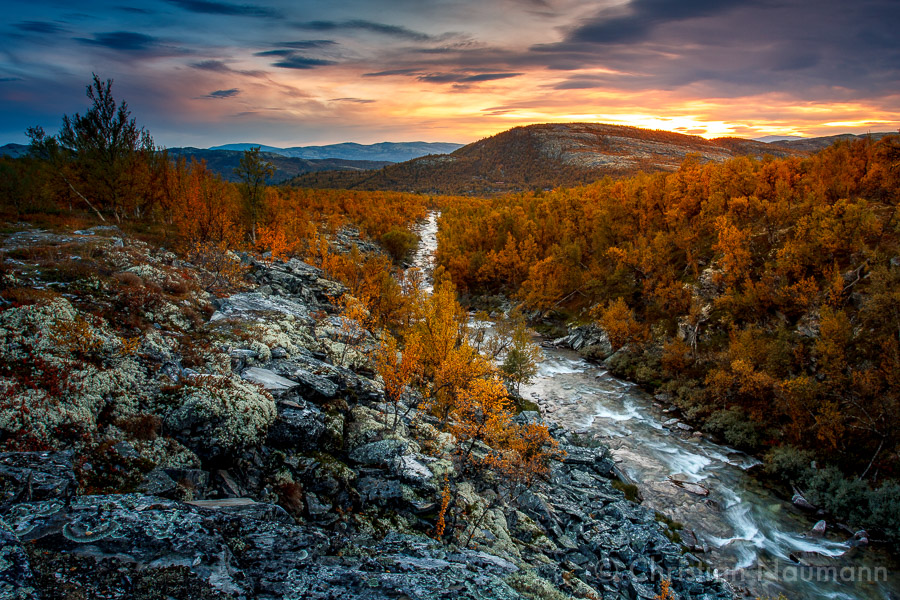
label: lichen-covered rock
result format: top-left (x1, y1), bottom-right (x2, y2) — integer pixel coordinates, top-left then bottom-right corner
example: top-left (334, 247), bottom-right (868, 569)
top-left (0, 517), bottom-right (40, 600)
top-left (165, 376), bottom-right (276, 459)
top-left (349, 439), bottom-right (409, 466)
top-left (266, 399), bottom-right (326, 450)
top-left (210, 292), bottom-right (313, 323)
top-left (0, 451), bottom-right (77, 502)
top-left (346, 405), bottom-right (408, 450)
top-left (1, 493), bottom-right (535, 600)
top-left (0, 297), bottom-right (148, 449)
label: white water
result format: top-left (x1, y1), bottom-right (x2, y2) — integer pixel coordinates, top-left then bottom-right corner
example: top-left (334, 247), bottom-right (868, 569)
top-left (520, 346), bottom-right (898, 600)
top-left (413, 212), bottom-right (898, 600)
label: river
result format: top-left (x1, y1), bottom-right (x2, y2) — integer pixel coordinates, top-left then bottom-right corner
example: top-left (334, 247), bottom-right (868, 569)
top-left (410, 211), bottom-right (899, 600)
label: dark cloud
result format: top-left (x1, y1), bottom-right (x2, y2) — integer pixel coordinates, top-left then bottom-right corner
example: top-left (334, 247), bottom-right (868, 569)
top-left (278, 40), bottom-right (337, 50)
top-left (527, 0), bottom-right (900, 98)
top-left (417, 72), bottom-right (522, 83)
top-left (204, 88), bottom-right (240, 98)
top-left (255, 49), bottom-right (294, 57)
top-left (165, 0), bottom-right (280, 18)
top-left (295, 20), bottom-right (435, 42)
top-left (271, 55), bottom-right (335, 69)
top-left (75, 31), bottom-right (158, 52)
top-left (192, 60), bottom-right (233, 72)
top-left (0, 78), bottom-right (22, 83)
top-left (190, 60), bottom-right (265, 76)
top-left (118, 7), bottom-right (154, 14)
top-left (15, 21), bottom-right (67, 34)
top-left (562, 0), bottom-right (750, 45)
top-left (330, 97), bottom-right (375, 104)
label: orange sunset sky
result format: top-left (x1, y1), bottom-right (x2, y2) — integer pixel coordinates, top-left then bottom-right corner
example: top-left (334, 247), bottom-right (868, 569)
top-left (2, 0), bottom-right (898, 147)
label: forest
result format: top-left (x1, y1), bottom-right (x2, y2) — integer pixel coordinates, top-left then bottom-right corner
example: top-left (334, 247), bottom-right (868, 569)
top-left (435, 135), bottom-right (900, 538)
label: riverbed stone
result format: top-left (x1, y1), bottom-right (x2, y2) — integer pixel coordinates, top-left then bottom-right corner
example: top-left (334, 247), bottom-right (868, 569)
top-left (811, 520), bottom-right (827, 536)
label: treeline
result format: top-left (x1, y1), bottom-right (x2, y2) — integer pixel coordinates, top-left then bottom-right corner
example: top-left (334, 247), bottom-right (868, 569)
top-left (0, 76), bottom-right (439, 264)
top-left (436, 135), bottom-right (900, 537)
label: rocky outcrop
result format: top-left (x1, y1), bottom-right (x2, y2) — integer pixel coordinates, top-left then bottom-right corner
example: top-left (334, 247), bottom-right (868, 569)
top-left (0, 225), bottom-right (733, 600)
top-left (550, 323), bottom-right (613, 360)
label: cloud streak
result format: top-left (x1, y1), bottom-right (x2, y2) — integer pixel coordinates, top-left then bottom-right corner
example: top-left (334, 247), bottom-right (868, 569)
top-left (165, 0), bottom-right (280, 18)
top-left (294, 20), bottom-right (438, 42)
top-left (75, 31), bottom-right (159, 52)
top-left (271, 55), bottom-right (335, 69)
top-left (15, 21), bottom-right (67, 34)
top-left (203, 88), bottom-right (240, 98)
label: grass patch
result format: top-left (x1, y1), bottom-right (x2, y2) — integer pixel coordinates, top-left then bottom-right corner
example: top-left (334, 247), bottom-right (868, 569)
top-left (612, 479), bottom-right (640, 502)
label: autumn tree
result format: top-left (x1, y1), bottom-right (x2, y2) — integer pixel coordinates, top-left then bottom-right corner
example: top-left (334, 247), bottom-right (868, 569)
top-left (55, 74), bottom-right (156, 221)
top-left (234, 146), bottom-right (275, 243)
top-left (595, 297), bottom-right (646, 351)
top-left (372, 330), bottom-right (422, 429)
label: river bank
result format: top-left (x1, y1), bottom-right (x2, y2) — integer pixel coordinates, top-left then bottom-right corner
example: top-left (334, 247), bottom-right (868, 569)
top-left (412, 209), bottom-right (900, 600)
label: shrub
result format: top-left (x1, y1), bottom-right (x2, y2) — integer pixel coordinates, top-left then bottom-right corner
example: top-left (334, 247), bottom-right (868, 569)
top-left (380, 228), bottom-right (418, 263)
top-left (703, 408), bottom-right (761, 450)
top-left (763, 445), bottom-right (814, 481)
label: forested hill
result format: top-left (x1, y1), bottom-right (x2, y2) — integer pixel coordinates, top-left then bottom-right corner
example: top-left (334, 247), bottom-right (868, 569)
top-left (767, 131), bottom-right (894, 152)
top-left (165, 147), bottom-right (391, 184)
top-left (288, 123), bottom-right (806, 194)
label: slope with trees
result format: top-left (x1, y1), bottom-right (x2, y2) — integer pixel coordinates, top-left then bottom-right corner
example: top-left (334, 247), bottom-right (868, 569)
top-left (435, 134), bottom-right (900, 539)
top-left (289, 123), bottom-right (805, 194)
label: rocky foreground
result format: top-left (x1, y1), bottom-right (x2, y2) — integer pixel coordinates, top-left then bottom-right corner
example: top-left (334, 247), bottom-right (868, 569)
top-left (0, 225), bottom-right (731, 600)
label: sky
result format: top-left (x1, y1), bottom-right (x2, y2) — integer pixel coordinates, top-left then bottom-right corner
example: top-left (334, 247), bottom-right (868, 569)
top-left (1, 0), bottom-right (898, 147)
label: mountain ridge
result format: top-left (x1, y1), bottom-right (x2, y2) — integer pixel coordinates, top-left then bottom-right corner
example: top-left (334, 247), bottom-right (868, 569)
top-left (209, 141), bottom-right (464, 162)
top-left (288, 123), bottom-right (806, 194)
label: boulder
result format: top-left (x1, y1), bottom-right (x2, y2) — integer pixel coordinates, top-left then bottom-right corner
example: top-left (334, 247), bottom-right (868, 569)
top-left (266, 400), bottom-right (326, 450)
top-left (161, 468), bottom-right (210, 497)
top-left (0, 517), bottom-right (39, 598)
top-left (357, 477), bottom-right (405, 503)
top-left (0, 451), bottom-right (77, 502)
top-left (266, 358), bottom-right (341, 400)
top-left (349, 439), bottom-right (409, 466)
top-left (811, 520), bottom-right (827, 536)
top-left (849, 529), bottom-right (869, 547)
top-left (137, 469), bottom-right (178, 497)
top-left (391, 455), bottom-right (435, 489)
top-left (792, 493), bottom-right (816, 511)
top-left (210, 292), bottom-right (313, 323)
top-left (240, 367), bottom-right (300, 393)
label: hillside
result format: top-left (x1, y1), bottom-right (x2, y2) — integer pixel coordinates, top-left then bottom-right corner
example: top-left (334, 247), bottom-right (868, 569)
top-left (210, 141), bottom-right (464, 162)
top-left (288, 123), bottom-right (805, 194)
top-left (767, 131), bottom-right (894, 152)
top-left (166, 147), bottom-right (391, 183)
top-left (0, 143), bottom-right (30, 158)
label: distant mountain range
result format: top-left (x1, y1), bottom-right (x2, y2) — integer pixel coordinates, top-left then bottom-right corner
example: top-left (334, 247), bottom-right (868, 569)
top-left (290, 126), bottom-right (897, 194)
top-left (0, 141), bottom-right (463, 183)
top-left (765, 132), bottom-right (894, 152)
top-left (208, 141), bottom-right (464, 163)
top-left (164, 147), bottom-right (392, 183)
top-left (288, 123), bottom-right (806, 194)
top-left (753, 135), bottom-right (805, 143)
top-left (0, 143), bottom-right (29, 158)
top-left (2, 130), bottom-right (892, 190)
